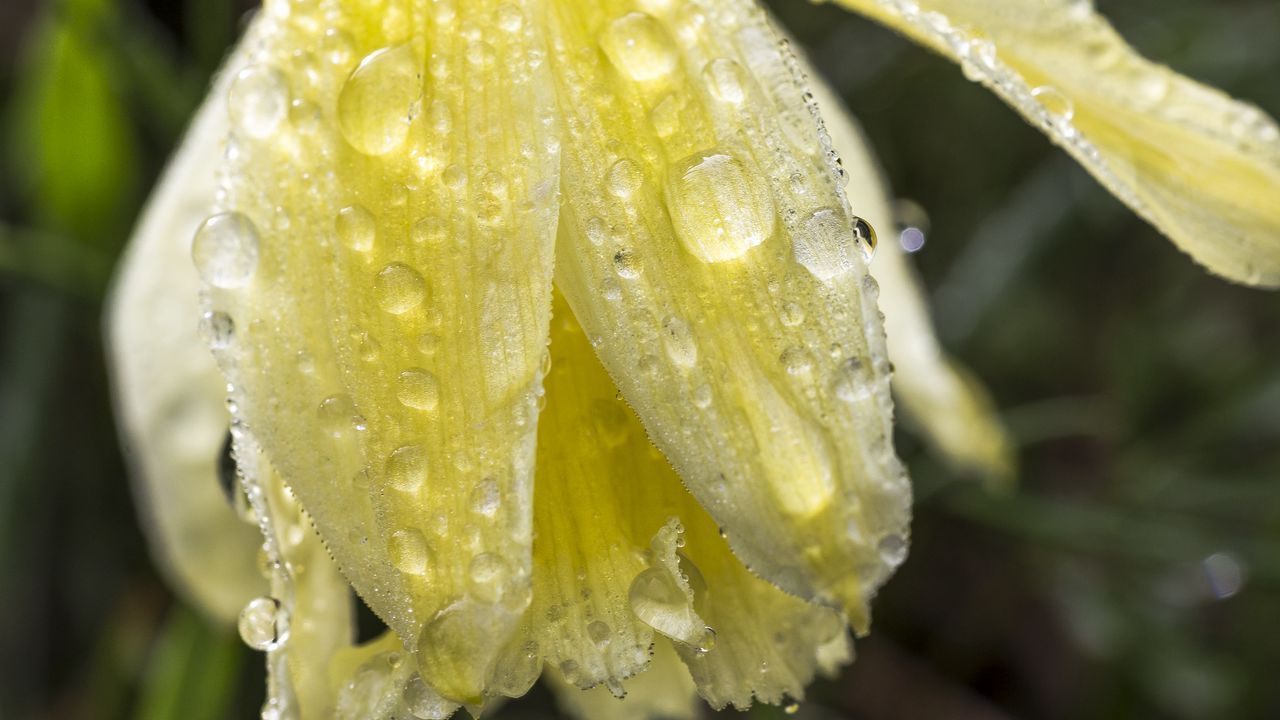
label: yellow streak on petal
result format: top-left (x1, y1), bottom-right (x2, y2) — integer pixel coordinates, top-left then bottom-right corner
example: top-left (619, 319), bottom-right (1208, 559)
top-left (202, 3), bottom-right (559, 703)
top-left (833, 0), bottom-right (1280, 287)
top-left (807, 63), bottom-right (1015, 484)
top-left (545, 0), bottom-right (910, 629)
top-left (506, 293), bottom-right (852, 710)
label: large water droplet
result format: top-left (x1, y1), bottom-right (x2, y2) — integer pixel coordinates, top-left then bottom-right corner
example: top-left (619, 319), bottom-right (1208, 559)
top-left (703, 57), bottom-right (745, 104)
top-left (192, 212), bottom-right (260, 288)
top-left (600, 12), bottom-right (677, 82)
top-left (389, 528), bottom-right (431, 575)
top-left (238, 596), bottom-right (286, 651)
top-left (627, 568), bottom-right (704, 645)
top-left (666, 150), bottom-right (775, 263)
top-left (375, 263), bottom-right (428, 314)
top-left (396, 368), bottom-right (440, 411)
top-left (878, 533), bottom-right (908, 567)
top-left (606, 158), bottom-right (644, 199)
top-left (338, 44), bottom-right (423, 155)
top-left (386, 444), bottom-right (428, 492)
top-left (228, 65), bottom-right (288, 138)
top-left (336, 205), bottom-right (377, 252)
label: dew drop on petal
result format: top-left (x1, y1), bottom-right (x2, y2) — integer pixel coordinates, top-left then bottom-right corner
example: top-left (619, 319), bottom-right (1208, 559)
top-left (703, 57), bottom-right (746, 104)
top-left (200, 311), bottom-right (235, 349)
top-left (389, 528), bottom-right (431, 575)
top-left (336, 205), bottom-right (377, 252)
top-left (375, 262), bottom-right (428, 314)
top-left (192, 212), bottom-right (260, 288)
top-left (338, 44), bottom-right (423, 155)
top-left (396, 368), bottom-right (440, 411)
top-left (600, 12), bottom-right (677, 82)
top-left (404, 675), bottom-right (456, 719)
top-left (238, 596), bottom-right (286, 651)
top-left (228, 64), bottom-right (289, 138)
top-left (385, 444), bottom-right (428, 492)
top-left (666, 150), bottom-right (774, 263)
top-left (628, 568), bottom-right (703, 645)
top-left (660, 315), bottom-right (697, 367)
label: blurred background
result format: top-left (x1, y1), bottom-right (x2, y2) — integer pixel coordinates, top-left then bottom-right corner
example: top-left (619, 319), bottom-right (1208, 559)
top-left (2, 0), bottom-right (1279, 718)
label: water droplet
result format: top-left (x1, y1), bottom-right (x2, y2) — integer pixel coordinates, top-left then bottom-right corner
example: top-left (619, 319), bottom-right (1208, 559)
top-left (852, 216), bottom-right (877, 258)
top-left (696, 626), bottom-right (716, 653)
top-left (468, 553), bottom-right (510, 603)
top-left (588, 620), bottom-right (612, 645)
top-left (338, 44), bottom-right (423, 155)
top-left (417, 333), bottom-right (441, 355)
top-left (792, 207), bottom-right (865, 281)
top-left (601, 276), bottom-right (623, 301)
top-left (613, 249), bottom-right (643, 279)
top-left (606, 158), bottom-right (644, 198)
top-left (317, 394), bottom-right (363, 437)
top-left (336, 205), bottom-right (377, 252)
top-left (666, 150), bottom-right (775, 263)
top-left (661, 315), bottom-right (697, 367)
top-left (228, 65), bottom-right (288, 138)
top-left (192, 212), bottom-right (260, 288)
top-left (396, 368), bottom-right (440, 411)
top-left (703, 57), bottom-right (745, 104)
top-left (961, 38), bottom-right (997, 82)
top-left (628, 568), bottom-right (703, 645)
top-left (831, 358), bottom-right (871, 402)
top-left (471, 477), bottom-right (499, 517)
top-left (389, 528), bottom-right (431, 575)
top-left (650, 93), bottom-right (681, 137)
top-left (1031, 84), bottom-right (1074, 123)
top-left (780, 301), bottom-right (805, 327)
top-left (200, 311), bottom-right (235, 349)
top-left (375, 263), bottom-right (428, 314)
top-left (496, 3), bottom-right (524, 33)
top-left (600, 12), bottom-right (677, 82)
top-left (238, 596), bottom-right (286, 651)
top-left (404, 675), bottom-right (456, 719)
top-left (386, 444), bottom-right (428, 492)
top-left (780, 346), bottom-right (812, 376)
top-left (877, 533), bottom-right (908, 567)
top-left (693, 384), bottom-right (713, 408)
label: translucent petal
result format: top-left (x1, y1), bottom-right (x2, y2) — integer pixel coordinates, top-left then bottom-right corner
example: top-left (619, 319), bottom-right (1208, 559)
top-left (510, 293), bottom-right (851, 709)
top-left (200, 3), bottom-right (559, 703)
top-left (548, 640), bottom-right (698, 720)
top-left (832, 0), bottom-right (1280, 287)
top-left (547, 0), bottom-right (910, 629)
top-left (807, 62), bottom-right (1015, 483)
top-left (105, 33), bottom-right (264, 623)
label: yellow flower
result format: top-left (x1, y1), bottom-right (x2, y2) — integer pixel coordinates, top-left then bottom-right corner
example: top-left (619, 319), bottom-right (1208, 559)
top-left (106, 0), bottom-right (1279, 718)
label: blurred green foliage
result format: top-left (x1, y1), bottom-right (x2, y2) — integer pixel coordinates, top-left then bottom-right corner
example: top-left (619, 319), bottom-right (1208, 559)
top-left (1, 1), bottom-right (1278, 718)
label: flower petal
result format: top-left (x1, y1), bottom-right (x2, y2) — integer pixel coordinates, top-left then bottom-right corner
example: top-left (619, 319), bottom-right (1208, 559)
top-left (513, 293), bottom-right (851, 709)
top-left (546, 0), bottom-right (910, 628)
top-left (105, 32), bottom-right (265, 623)
top-left (831, 0), bottom-right (1280, 287)
top-left (200, 3), bottom-right (559, 703)
top-left (807, 64), bottom-right (1015, 483)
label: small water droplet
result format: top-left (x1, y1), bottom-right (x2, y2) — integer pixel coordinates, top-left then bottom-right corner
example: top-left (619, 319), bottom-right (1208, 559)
top-left (389, 528), bottom-right (431, 575)
top-left (613, 249), bottom-right (643, 279)
top-left (417, 333), bottom-right (441, 356)
top-left (666, 150), bottom-right (775, 263)
top-left (792, 207), bottom-right (862, 281)
top-left (336, 205), bottom-right (376, 252)
top-left (192, 212), bottom-right (260, 288)
top-left (600, 12), bottom-right (677, 82)
top-left (607, 158), bottom-right (644, 198)
top-left (588, 620), bottom-right (612, 645)
top-left (693, 384), bottom-right (713, 408)
top-left (496, 3), bottom-right (524, 32)
top-left (200, 311), bottom-right (235, 349)
top-left (396, 368), bottom-right (440, 411)
top-left (780, 346), bottom-right (812, 376)
top-left (703, 57), bottom-right (745, 104)
top-left (238, 596), bottom-right (286, 651)
top-left (468, 552), bottom-right (510, 603)
top-left (877, 533), bottom-right (908, 567)
top-left (1031, 84), bottom-right (1074, 123)
top-left (228, 64), bottom-right (289, 138)
top-left (375, 263), bottom-right (428, 314)
top-left (661, 315), bottom-right (698, 367)
top-left (831, 358), bottom-right (871, 402)
top-left (338, 44), bottom-right (423, 155)
top-left (317, 394), bottom-right (363, 437)
top-left (386, 444), bottom-right (428, 492)
top-left (780, 301), bottom-right (805, 327)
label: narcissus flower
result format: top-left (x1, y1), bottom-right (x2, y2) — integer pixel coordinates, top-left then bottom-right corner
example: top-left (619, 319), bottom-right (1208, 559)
top-left (107, 0), bottom-right (1280, 718)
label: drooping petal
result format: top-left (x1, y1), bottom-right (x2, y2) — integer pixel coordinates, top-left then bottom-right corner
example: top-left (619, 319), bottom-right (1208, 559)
top-left (199, 2), bottom-right (559, 703)
top-left (831, 0), bottom-right (1280, 287)
top-left (806, 64), bottom-right (1014, 483)
top-left (105, 34), bottom-right (264, 622)
top-left (545, 0), bottom-right (910, 629)
top-left (507, 293), bottom-right (851, 709)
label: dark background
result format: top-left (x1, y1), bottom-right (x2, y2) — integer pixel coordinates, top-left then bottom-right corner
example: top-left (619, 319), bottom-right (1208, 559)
top-left (2, 0), bottom-right (1279, 717)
